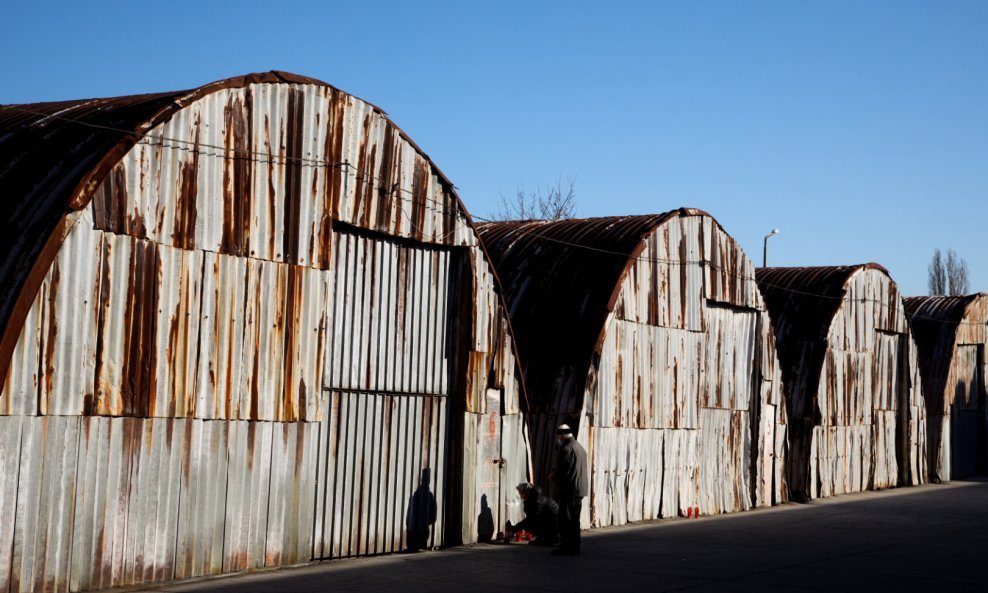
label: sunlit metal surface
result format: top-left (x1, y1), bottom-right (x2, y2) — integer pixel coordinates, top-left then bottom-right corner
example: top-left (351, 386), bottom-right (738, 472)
top-left (0, 73), bottom-right (529, 592)
top-left (905, 294), bottom-right (988, 481)
top-left (757, 265), bottom-right (927, 500)
top-left (478, 211), bottom-right (788, 528)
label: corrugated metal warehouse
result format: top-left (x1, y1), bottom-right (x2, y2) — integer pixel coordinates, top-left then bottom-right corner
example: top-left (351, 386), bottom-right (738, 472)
top-left (477, 210), bottom-right (788, 528)
top-left (0, 71), bottom-right (531, 593)
top-left (905, 294), bottom-right (988, 482)
top-left (756, 265), bottom-right (927, 501)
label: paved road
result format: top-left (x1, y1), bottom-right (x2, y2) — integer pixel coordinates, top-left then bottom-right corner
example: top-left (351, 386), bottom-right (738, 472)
top-left (138, 479), bottom-right (988, 593)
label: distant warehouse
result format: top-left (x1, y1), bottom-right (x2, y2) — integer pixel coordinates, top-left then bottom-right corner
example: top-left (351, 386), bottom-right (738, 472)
top-left (0, 72), bottom-right (530, 593)
top-left (905, 294), bottom-right (988, 482)
top-left (477, 210), bottom-right (788, 528)
top-left (756, 265), bottom-right (927, 500)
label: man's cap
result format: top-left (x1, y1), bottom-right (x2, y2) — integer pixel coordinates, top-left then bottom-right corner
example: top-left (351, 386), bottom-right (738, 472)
top-left (556, 424), bottom-right (573, 435)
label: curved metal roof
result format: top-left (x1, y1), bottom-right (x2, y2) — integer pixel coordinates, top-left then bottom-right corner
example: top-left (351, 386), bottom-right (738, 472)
top-left (755, 264), bottom-right (894, 417)
top-left (476, 208), bottom-right (712, 412)
top-left (903, 294), bottom-right (978, 325)
top-left (0, 71), bottom-right (483, 387)
top-left (904, 294), bottom-right (984, 416)
top-left (756, 264), bottom-right (890, 343)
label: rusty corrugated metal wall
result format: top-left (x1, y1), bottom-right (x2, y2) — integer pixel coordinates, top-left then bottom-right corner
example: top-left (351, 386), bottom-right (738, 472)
top-left (905, 294), bottom-right (988, 482)
top-left (757, 265), bottom-right (927, 500)
top-left (478, 210), bottom-right (788, 529)
top-left (0, 73), bottom-right (530, 593)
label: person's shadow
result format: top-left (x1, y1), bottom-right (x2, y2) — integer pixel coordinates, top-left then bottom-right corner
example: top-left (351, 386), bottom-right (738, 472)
top-left (406, 468), bottom-right (437, 551)
top-left (477, 493), bottom-right (495, 543)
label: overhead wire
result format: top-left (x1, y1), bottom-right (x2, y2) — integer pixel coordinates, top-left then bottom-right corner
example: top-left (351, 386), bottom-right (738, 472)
top-left (1, 102), bottom-right (979, 328)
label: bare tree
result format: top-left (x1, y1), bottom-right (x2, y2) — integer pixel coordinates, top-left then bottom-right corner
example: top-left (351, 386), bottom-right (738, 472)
top-left (491, 177), bottom-right (577, 221)
top-left (928, 248), bottom-right (970, 295)
top-left (946, 248), bottom-right (970, 295)
top-left (928, 249), bottom-right (946, 296)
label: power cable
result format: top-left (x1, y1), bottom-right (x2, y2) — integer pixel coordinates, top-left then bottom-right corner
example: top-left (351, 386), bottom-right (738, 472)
top-left (1, 103), bottom-right (979, 327)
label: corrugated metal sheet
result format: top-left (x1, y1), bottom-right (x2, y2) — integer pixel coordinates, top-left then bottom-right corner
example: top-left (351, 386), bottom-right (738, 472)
top-left (324, 230), bottom-right (451, 395)
top-left (0, 72), bottom-right (480, 391)
top-left (595, 319), bottom-right (702, 429)
top-left (757, 265), bottom-right (927, 500)
top-left (0, 223), bottom-right (330, 423)
top-left (478, 211), bottom-right (787, 528)
top-left (498, 411), bottom-right (532, 524)
top-left (88, 85), bottom-right (471, 264)
top-left (312, 391), bottom-right (449, 558)
top-left (0, 209), bottom-right (103, 416)
top-left (0, 415), bottom-right (316, 593)
top-left (0, 73), bottom-right (531, 592)
top-left (905, 294), bottom-right (988, 481)
top-left (477, 213), bottom-right (692, 417)
top-left (0, 91), bottom-right (186, 367)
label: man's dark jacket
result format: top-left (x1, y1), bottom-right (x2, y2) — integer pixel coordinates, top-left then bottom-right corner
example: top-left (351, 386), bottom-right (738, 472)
top-left (555, 437), bottom-right (589, 498)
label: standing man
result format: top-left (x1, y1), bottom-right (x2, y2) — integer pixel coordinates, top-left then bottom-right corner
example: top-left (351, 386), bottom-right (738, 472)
top-left (551, 423), bottom-right (588, 556)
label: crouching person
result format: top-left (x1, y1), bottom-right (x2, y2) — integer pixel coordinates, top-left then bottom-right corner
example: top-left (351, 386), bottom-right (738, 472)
top-left (505, 482), bottom-right (559, 546)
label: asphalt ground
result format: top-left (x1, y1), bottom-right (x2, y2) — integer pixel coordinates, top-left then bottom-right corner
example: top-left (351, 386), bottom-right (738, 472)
top-left (128, 478), bottom-right (988, 593)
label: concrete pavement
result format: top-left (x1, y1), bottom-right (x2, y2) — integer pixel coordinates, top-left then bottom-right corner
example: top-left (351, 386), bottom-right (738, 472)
top-left (131, 479), bottom-right (988, 593)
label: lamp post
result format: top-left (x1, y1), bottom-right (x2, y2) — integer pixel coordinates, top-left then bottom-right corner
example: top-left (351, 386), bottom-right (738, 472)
top-left (763, 228), bottom-right (780, 268)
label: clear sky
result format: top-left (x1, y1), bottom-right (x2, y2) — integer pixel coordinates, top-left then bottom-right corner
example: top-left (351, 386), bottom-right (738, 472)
top-left (3, 0), bottom-right (985, 296)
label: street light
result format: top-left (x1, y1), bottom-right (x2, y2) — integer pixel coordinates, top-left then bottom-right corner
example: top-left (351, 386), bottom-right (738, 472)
top-left (763, 228), bottom-right (780, 268)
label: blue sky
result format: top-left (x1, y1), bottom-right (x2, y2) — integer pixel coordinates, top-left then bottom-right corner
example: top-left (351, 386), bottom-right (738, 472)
top-left (3, 0), bottom-right (985, 296)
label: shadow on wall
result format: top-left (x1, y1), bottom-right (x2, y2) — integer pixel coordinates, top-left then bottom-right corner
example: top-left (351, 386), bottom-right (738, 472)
top-left (477, 494), bottom-right (495, 543)
top-left (406, 468), bottom-right (437, 552)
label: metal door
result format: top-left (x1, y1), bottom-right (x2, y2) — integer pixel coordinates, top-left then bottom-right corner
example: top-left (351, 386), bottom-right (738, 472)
top-left (951, 344), bottom-right (983, 478)
top-left (312, 231), bottom-right (456, 558)
top-left (475, 388), bottom-right (502, 542)
top-left (312, 391), bottom-right (449, 558)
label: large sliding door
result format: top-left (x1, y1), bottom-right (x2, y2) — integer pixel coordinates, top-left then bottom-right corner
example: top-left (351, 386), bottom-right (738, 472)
top-left (952, 344), bottom-right (985, 478)
top-left (312, 229), bottom-right (457, 558)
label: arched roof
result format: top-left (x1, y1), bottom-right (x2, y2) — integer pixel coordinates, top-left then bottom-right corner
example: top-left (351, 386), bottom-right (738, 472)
top-left (904, 293), bottom-right (985, 414)
top-left (755, 264), bottom-right (895, 411)
top-left (476, 208), bottom-right (713, 412)
top-left (756, 264), bottom-right (891, 344)
top-left (0, 71), bottom-right (482, 388)
top-left (904, 294), bottom-right (979, 325)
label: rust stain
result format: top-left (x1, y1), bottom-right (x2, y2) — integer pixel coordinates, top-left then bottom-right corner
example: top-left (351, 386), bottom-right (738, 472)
top-left (362, 143), bottom-right (379, 231)
top-left (173, 122), bottom-right (200, 251)
top-left (93, 165), bottom-right (139, 236)
top-left (264, 114), bottom-right (277, 260)
top-left (132, 240), bottom-right (159, 417)
top-left (41, 261), bottom-right (60, 413)
top-left (93, 239), bottom-right (112, 414)
top-left (221, 93), bottom-right (253, 256)
top-left (678, 233), bottom-right (688, 326)
top-left (282, 89), bottom-right (305, 265)
top-left (282, 265), bottom-right (301, 421)
top-left (376, 125), bottom-right (397, 232)
top-left (326, 92), bottom-right (346, 239)
top-left (353, 112), bottom-right (371, 227)
top-left (410, 158), bottom-right (429, 242)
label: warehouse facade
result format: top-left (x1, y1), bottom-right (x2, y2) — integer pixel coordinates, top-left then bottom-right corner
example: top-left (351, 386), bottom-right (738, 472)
top-left (0, 72), bottom-right (530, 592)
top-left (905, 294), bottom-right (988, 482)
top-left (756, 265), bottom-right (927, 500)
top-left (477, 210), bottom-right (788, 528)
